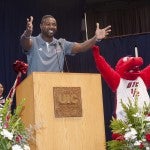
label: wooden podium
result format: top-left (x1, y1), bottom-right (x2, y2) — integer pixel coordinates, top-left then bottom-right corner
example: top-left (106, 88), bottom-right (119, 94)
top-left (16, 72), bottom-right (106, 150)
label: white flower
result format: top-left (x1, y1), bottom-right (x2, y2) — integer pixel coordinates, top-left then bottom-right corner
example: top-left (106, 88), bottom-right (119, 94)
top-left (12, 144), bottom-right (23, 150)
top-left (124, 128), bottom-right (137, 140)
top-left (1, 129), bottom-right (13, 140)
top-left (12, 144), bottom-right (30, 150)
top-left (133, 113), bottom-right (142, 118)
top-left (146, 147), bottom-right (150, 150)
top-left (142, 138), bottom-right (146, 142)
top-left (24, 145), bottom-right (30, 150)
top-left (134, 140), bottom-right (142, 146)
top-left (145, 116), bottom-right (150, 122)
top-left (125, 128), bottom-right (130, 132)
top-left (128, 124), bottom-right (132, 127)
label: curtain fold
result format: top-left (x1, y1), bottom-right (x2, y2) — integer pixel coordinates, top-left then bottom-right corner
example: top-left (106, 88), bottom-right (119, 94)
top-left (86, 1), bottom-right (150, 38)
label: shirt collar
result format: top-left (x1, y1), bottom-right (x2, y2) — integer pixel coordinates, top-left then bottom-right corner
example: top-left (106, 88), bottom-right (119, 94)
top-left (37, 34), bottom-right (57, 46)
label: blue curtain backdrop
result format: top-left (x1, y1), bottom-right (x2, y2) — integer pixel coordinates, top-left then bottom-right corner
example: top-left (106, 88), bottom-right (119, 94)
top-left (0, 0), bottom-right (150, 142)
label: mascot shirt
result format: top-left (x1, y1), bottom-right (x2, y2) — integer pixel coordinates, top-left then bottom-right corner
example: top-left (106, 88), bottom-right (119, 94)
top-left (116, 77), bottom-right (150, 120)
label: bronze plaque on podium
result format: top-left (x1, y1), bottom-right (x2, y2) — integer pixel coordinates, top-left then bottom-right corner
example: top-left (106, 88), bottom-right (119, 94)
top-left (53, 87), bottom-right (82, 117)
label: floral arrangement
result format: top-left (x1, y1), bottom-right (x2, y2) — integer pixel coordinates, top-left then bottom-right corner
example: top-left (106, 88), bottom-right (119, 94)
top-left (107, 98), bottom-right (150, 150)
top-left (0, 99), bottom-right (30, 150)
top-left (0, 60), bottom-right (30, 150)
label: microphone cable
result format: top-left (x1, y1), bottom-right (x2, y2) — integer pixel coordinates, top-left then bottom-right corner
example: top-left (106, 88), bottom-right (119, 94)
top-left (55, 42), bottom-right (62, 72)
top-left (58, 42), bottom-right (70, 72)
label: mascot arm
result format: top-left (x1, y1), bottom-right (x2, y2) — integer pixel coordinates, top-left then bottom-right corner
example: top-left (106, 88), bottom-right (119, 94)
top-left (140, 65), bottom-right (150, 88)
top-left (92, 45), bottom-right (120, 92)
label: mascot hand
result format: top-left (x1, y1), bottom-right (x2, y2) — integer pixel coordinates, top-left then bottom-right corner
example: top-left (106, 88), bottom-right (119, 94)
top-left (92, 45), bottom-right (101, 59)
top-left (92, 45), bottom-right (120, 92)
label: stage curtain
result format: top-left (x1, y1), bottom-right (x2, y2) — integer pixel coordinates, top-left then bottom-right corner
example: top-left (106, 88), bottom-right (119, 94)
top-left (0, 0), bottom-right (150, 142)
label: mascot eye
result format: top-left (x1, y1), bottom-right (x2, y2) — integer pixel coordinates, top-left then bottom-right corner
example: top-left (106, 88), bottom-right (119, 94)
top-left (123, 57), bottom-right (129, 62)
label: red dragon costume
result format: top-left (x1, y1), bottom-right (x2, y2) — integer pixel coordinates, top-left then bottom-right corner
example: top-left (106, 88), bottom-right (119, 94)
top-left (92, 45), bottom-right (150, 119)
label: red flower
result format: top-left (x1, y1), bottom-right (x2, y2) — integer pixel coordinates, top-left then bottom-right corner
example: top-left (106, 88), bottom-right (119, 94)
top-left (112, 133), bottom-right (125, 141)
top-left (15, 135), bottom-right (23, 143)
top-left (146, 113), bottom-right (150, 116)
top-left (3, 122), bottom-right (9, 128)
top-left (146, 133), bottom-right (150, 142)
top-left (139, 143), bottom-right (144, 149)
top-left (6, 114), bottom-right (10, 121)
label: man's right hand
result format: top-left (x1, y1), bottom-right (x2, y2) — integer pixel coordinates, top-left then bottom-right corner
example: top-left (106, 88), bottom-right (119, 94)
top-left (20, 16), bottom-right (33, 51)
top-left (25, 16), bottom-right (33, 36)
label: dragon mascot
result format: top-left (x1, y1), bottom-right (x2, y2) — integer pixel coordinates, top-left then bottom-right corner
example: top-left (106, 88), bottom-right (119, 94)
top-left (92, 45), bottom-right (150, 119)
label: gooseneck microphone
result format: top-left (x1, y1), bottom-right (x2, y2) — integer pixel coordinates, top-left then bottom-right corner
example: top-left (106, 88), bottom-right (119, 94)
top-left (49, 29), bottom-right (69, 72)
top-left (54, 41), bottom-right (69, 73)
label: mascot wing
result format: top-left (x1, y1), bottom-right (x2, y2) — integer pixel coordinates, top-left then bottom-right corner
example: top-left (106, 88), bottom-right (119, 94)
top-left (92, 45), bottom-right (120, 92)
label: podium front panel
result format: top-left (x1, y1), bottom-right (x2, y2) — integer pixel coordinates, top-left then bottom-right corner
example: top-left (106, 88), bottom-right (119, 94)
top-left (16, 72), bottom-right (106, 150)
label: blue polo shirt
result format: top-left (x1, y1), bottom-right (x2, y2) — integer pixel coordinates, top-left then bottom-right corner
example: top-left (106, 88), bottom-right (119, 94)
top-left (24, 34), bottom-right (75, 75)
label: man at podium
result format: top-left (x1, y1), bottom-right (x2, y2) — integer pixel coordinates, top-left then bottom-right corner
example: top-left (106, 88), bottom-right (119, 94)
top-left (20, 15), bottom-right (111, 75)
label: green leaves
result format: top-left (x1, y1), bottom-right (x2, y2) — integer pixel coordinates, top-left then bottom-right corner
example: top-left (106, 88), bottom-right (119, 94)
top-left (0, 99), bottom-right (30, 150)
top-left (107, 140), bottom-right (126, 150)
top-left (110, 117), bottom-right (127, 134)
top-left (107, 97), bottom-right (150, 150)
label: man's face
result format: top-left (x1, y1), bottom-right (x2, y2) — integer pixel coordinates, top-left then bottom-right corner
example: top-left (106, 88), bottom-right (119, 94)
top-left (40, 17), bottom-right (57, 38)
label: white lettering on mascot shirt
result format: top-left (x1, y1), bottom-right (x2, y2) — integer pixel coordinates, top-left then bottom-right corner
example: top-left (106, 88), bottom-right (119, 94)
top-left (116, 77), bottom-right (150, 120)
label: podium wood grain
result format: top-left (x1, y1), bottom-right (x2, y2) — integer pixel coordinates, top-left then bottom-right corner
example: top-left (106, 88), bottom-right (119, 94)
top-left (16, 72), bottom-right (106, 150)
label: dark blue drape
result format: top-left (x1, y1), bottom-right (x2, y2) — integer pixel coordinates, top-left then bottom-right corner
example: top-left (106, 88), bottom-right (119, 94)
top-left (0, 0), bottom-right (150, 142)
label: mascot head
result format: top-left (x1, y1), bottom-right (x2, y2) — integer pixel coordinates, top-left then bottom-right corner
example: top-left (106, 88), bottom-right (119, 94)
top-left (115, 56), bottom-right (143, 80)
